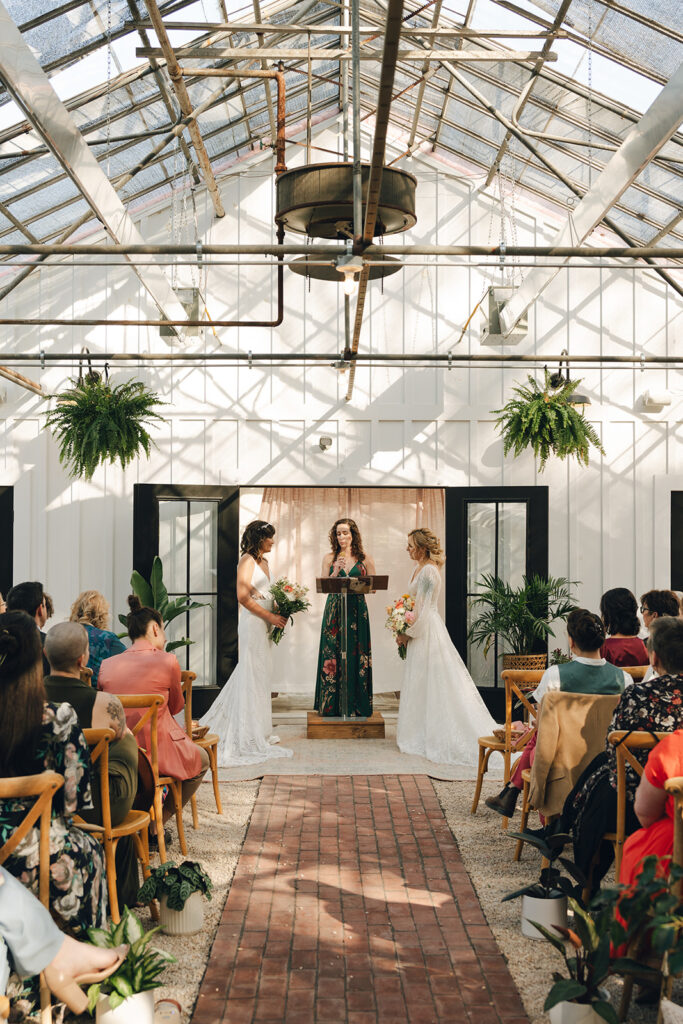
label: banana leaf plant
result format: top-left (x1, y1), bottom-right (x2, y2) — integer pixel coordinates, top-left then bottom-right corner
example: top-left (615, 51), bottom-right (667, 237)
top-left (119, 555), bottom-right (209, 652)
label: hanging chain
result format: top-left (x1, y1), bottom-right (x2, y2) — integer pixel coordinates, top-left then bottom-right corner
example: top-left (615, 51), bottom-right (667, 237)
top-left (587, 0), bottom-right (594, 189)
top-left (105, 0), bottom-right (113, 179)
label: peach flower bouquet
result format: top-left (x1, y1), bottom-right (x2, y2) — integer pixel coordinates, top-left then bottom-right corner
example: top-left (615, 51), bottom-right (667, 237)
top-left (385, 593), bottom-right (416, 661)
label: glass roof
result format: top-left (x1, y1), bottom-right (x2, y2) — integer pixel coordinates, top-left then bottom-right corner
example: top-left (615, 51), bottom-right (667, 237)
top-left (0, 0), bottom-right (680, 286)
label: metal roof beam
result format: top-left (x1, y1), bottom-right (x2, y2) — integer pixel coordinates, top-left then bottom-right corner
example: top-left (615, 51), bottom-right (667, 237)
top-left (0, 0), bottom-right (188, 335)
top-left (136, 45), bottom-right (558, 60)
top-left (130, 20), bottom-right (568, 37)
top-left (500, 61), bottom-right (683, 334)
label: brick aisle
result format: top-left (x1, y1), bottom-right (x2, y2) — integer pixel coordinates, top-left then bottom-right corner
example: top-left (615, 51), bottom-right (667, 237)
top-left (191, 775), bottom-right (529, 1024)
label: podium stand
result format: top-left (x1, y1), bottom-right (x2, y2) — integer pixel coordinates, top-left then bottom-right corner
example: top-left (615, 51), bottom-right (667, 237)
top-left (307, 574), bottom-right (388, 740)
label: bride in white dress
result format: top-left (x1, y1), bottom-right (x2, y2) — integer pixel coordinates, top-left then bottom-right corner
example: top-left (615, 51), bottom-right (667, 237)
top-left (396, 528), bottom-right (497, 766)
top-left (200, 521), bottom-right (294, 767)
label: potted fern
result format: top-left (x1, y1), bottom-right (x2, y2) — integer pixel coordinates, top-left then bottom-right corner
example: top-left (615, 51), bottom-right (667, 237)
top-left (493, 369), bottom-right (604, 471)
top-left (45, 374), bottom-right (165, 480)
top-left (468, 572), bottom-right (576, 670)
top-left (86, 907), bottom-right (176, 1024)
top-left (119, 556), bottom-right (208, 653)
top-left (137, 861), bottom-right (213, 936)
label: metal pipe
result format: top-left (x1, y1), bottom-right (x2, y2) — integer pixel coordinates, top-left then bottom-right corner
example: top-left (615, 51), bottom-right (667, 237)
top-left (0, 365), bottom-right (44, 395)
top-left (0, 244), bottom-right (679, 257)
top-left (2, 260), bottom-right (683, 270)
top-left (128, 20), bottom-right (570, 37)
top-left (351, 0), bottom-right (362, 247)
top-left (144, 0), bottom-right (225, 217)
top-left (3, 352), bottom-right (683, 365)
top-left (138, 45), bottom-right (559, 61)
top-left (180, 67), bottom-right (287, 174)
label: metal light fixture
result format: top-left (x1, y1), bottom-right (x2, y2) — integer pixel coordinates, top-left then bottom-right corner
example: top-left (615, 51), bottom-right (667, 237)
top-left (319, 436), bottom-right (333, 451)
top-left (548, 349), bottom-right (591, 407)
top-left (336, 254), bottom-right (364, 296)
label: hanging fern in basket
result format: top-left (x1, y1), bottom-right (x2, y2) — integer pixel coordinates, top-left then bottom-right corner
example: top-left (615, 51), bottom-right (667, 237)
top-left (493, 369), bottom-right (604, 472)
top-left (46, 376), bottom-right (166, 480)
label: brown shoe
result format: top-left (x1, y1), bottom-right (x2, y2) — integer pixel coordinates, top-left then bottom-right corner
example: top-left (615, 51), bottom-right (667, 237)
top-left (485, 784), bottom-right (520, 818)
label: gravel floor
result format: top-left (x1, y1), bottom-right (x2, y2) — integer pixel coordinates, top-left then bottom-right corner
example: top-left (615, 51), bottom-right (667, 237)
top-left (435, 776), bottom-right (682, 1024)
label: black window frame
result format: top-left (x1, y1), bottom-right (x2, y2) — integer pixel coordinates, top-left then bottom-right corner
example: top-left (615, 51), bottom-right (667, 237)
top-left (0, 486), bottom-right (12, 597)
top-left (673, 491), bottom-right (683, 591)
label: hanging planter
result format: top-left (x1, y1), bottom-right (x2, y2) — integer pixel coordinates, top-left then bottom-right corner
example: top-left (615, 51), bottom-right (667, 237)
top-left (45, 358), bottom-right (166, 480)
top-left (493, 369), bottom-right (604, 472)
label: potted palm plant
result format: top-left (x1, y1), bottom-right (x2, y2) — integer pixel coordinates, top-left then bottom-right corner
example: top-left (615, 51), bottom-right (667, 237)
top-left (493, 369), bottom-right (604, 472)
top-left (468, 572), bottom-right (577, 670)
top-left (119, 556), bottom-right (208, 653)
top-left (503, 831), bottom-right (585, 939)
top-left (137, 861), bottom-right (213, 936)
top-left (86, 907), bottom-right (176, 1024)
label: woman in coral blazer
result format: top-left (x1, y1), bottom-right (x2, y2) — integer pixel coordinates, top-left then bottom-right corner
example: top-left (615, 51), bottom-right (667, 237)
top-left (98, 596), bottom-right (208, 812)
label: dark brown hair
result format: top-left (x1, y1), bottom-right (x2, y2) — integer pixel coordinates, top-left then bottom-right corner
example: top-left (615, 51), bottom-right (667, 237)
top-left (640, 590), bottom-right (680, 619)
top-left (600, 588), bottom-right (640, 637)
top-left (240, 521), bottom-right (275, 561)
top-left (328, 518), bottom-right (365, 562)
top-left (0, 611), bottom-right (46, 775)
top-left (648, 617), bottom-right (683, 676)
top-left (126, 594), bottom-right (162, 641)
top-left (566, 608), bottom-right (606, 652)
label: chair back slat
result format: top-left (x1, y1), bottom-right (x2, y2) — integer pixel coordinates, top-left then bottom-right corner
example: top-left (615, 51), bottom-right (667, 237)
top-left (502, 670), bottom-right (543, 754)
top-left (118, 694), bottom-right (164, 783)
top-left (82, 728), bottom-right (115, 833)
top-left (0, 771), bottom-right (64, 907)
top-left (622, 664), bottom-right (649, 683)
top-left (608, 729), bottom-right (670, 876)
top-left (181, 671), bottom-right (196, 736)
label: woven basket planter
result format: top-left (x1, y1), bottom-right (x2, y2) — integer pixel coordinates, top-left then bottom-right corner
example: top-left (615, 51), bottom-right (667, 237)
top-left (502, 653), bottom-right (547, 671)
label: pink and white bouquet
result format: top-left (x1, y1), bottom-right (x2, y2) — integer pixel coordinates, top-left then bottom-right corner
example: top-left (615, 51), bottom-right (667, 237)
top-left (385, 593), bottom-right (416, 661)
top-left (268, 576), bottom-right (311, 645)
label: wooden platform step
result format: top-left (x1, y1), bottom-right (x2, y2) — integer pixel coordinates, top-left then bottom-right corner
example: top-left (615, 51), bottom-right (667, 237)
top-left (306, 710), bottom-right (385, 739)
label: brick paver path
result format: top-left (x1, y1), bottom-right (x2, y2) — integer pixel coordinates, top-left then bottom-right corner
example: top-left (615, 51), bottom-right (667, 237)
top-left (192, 775), bottom-right (529, 1024)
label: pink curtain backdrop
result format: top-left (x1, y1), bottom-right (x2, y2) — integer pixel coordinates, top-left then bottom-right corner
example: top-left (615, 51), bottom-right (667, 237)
top-left (244, 487), bottom-right (445, 695)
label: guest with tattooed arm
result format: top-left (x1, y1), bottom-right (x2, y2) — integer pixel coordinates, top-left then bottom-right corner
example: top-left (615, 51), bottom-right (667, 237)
top-left (44, 621), bottom-right (140, 909)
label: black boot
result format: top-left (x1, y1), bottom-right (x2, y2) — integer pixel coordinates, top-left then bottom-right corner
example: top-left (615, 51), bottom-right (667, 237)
top-left (485, 783), bottom-right (520, 818)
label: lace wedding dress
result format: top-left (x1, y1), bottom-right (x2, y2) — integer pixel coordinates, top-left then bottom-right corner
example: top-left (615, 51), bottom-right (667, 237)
top-left (397, 562), bottom-right (497, 766)
top-left (200, 561), bottom-right (293, 767)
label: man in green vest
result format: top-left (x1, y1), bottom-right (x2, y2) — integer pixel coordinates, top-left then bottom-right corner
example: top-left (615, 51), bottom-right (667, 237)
top-left (44, 622), bottom-right (140, 910)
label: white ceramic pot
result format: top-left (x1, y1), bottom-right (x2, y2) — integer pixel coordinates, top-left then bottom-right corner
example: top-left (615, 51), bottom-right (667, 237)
top-left (96, 990), bottom-right (155, 1024)
top-left (159, 891), bottom-right (204, 935)
top-left (521, 892), bottom-right (568, 939)
top-left (548, 1001), bottom-right (605, 1024)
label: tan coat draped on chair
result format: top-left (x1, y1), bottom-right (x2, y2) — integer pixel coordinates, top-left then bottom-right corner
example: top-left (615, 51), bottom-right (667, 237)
top-left (529, 691), bottom-right (621, 818)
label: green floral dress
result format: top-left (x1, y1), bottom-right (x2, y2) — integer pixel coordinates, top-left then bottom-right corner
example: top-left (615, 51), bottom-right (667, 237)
top-left (314, 562), bottom-right (373, 717)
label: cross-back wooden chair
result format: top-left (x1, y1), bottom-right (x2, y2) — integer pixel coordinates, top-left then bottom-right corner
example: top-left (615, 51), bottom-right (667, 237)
top-left (117, 694), bottom-right (187, 864)
top-left (471, 669), bottom-right (543, 827)
top-left (622, 664), bottom-right (649, 683)
top-left (610, 729), bottom-right (670, 877)
top-left (79, 666), bottom-right (93, 686)
top-left (181, 671), bottom-right (222, 827)
top-left (0, 771), bottom-right (64, 1024)
top-left (73, 728), bottom-right (156, 923)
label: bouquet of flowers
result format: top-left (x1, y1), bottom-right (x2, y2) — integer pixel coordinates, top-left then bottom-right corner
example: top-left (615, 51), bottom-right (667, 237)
top-left (268, 577), bottom-right (311, 644)
top-left (385, 593), bottom-right (416, 661)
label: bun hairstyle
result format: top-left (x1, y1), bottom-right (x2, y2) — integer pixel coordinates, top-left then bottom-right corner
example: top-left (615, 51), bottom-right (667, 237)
top-left (408, 528), bottom-right (445, 568)
top-left (600, 587), bottom-right (640, 637)
top-left (329, 518), bottom-right (365, 562)
top-left (566, 608), bottom-right (606, 652)
top-left (0, 611), bottom-right (46, 776)
top-left (241, 520), bottom-right (276, 561)
top-left (126, 594), bottom-right (162, 641)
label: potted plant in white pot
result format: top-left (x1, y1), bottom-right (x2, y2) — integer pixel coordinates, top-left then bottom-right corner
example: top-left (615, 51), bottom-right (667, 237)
top-left (503, 831), bottom-right (586, 939)
top-left (86, 907), bottom-right (176, 1024)
top-left (137, 861), bottom-right (213, 936)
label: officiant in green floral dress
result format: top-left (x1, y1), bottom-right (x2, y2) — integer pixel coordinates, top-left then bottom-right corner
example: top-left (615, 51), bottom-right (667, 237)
top-left (314, 518), bottom-right (374, 717)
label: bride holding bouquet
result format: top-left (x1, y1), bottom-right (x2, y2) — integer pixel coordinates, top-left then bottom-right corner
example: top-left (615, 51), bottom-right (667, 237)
top-left (395, 528), bottom-right (496, 765)
top-left (200, 521), bottom-right (295, 767)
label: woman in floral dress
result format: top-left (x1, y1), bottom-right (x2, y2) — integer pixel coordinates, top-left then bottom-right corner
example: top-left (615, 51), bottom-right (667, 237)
top-left (0, 612), bottom-right (108, 934)
top-left (314, 519), bottom-right (375, 717)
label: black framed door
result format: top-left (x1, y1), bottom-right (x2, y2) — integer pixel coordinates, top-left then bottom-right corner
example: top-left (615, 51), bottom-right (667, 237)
top-left (672, 492), bottom-right (683, 590)
top-left (0, 486), bottom-right (12, 597)
top-left (133, 484), bottom-right (239, 709)
top-left (445, 487), bottom-right (549, 715)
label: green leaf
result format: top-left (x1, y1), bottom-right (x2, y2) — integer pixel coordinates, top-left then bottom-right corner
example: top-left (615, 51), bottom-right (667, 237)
top-left (122, 907), bottom-right (144, 943)
top-left (544, 979), bottom-right (587, 1010)
top-left (592, 1000), bottom-right (619, 1024)
top-left (150, 557), bottom-right (168, 611)
top-left (525, 920), bottom-right (569, 955)
top-left (86, 927), bottom-right (112, 948)
top-left (108, 991), bottom-right (125, 1010)
top-left (130, 570), bottom-right (154, 609)
top-left (87, 983), bottom-right (101, 1013)
top-left (111, 975), bottom-right (134, 999)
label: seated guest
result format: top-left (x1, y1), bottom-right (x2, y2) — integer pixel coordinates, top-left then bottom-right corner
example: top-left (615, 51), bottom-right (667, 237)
top-left (565, 616), bottom-right (683, 893)
top-left (98, 596), bottom-right (209, 837)
top-left (640, 589), bottom-right (681, 630)
top-left (69, 590), bottom-right (126, 686)
top-left (486, 609), bottom-right (628, 818)
top-left (0, 866), bottom-right (126, 1015)
top-left (44, 621), bottom-right (140, 909)
top-left (619, 728), bottom-right (683, 888)
top-left (0, 612), bottom-right (107, 931)
top-left (6, 581), bottom-right (50, 677)
top-left (600, 587), bottom-right (649, 666)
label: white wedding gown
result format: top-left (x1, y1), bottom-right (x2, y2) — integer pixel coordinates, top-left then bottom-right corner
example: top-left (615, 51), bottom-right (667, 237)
top-left (397, 562), bottom-right (497, 766)
top-left (200, 562), bottom-right (293, 767)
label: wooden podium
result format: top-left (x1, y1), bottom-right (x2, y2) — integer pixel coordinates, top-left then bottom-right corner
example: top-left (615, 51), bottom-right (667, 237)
top-left (307, 574), bottom-right (388, 740)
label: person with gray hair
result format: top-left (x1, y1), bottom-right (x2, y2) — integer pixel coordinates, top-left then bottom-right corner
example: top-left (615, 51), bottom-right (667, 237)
top-left (44, 621), bottom-right (141, 910)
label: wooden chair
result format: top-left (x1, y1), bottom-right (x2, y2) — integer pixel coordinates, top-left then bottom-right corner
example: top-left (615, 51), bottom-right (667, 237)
top-left (0, 771), bottom-right (64, 1024)
top-left (471, 669), bottom-right (542, 827)
top-left (74, 728), bottom-right (156, 923)
top-left (117, 694), bottom-right (187, 864)
top-left (181, 671), bottom-right (222, 827)
top-left (622, 664), bottom-right (649, 683)
top-left (609, 729), bottom-right (670, 877)
top-left (79, 666), bottom-right (93, 686)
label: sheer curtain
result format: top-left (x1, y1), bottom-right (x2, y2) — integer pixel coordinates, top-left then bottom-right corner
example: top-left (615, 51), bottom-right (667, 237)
top-left (241, 487), bottom-right (445, 695)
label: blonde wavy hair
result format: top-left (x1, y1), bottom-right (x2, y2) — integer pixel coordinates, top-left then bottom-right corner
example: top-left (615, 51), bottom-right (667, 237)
top-left (69, 590), bottom-right (110, 630)
top-left (409, 528), bottom-right (445, 568)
